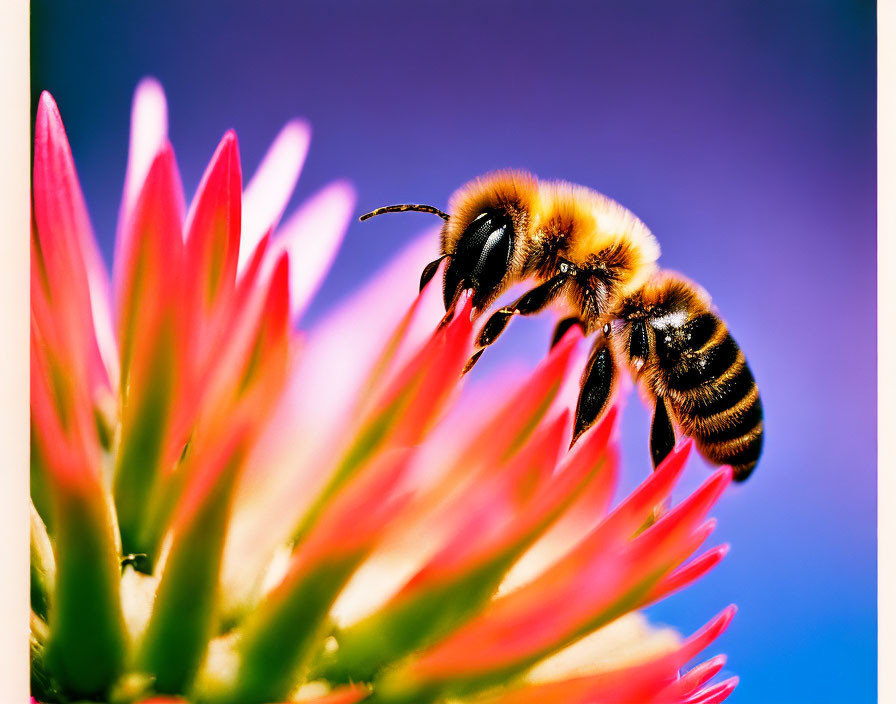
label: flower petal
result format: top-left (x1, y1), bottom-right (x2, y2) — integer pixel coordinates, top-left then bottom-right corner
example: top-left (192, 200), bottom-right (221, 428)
top-left (293, 684), bottom-right (370, 704)
top-left (371, 445), bottom-right (725, 701)
top-left (226, 451), bottom-right (411, 704)
top-left (114, 141), bottom-right (185, 382)
top-left (655, 655), bottom-right (726, 700)
top-left (240, 119), bottom-right (311, 271)
top-left (678, 677), bottom-right (738, 704)
top-left (113, 143), bottom-right (186, 556)
top-left (32, 92), bottom-right (111, 404)
top-left (290, 293), bottom-right (474, 545)
top-left (264, 180), bottom-right (356, 324)
top-left (30, 504), bottom-right (55, 621)
top-left (640, 544), bottom-right (730, 607)
top-left (316, 411), bottom-right (584, 683)
top-left (34, 344), bottom-right (126, 696)
top-left (119, 77), bottom-right (169, 242)
top-left (475, 608), bottom-right (736, 704)
top-left (137, 425), bottom-right (253, 694)
top-left (183, 131), bottom-right (242, 330)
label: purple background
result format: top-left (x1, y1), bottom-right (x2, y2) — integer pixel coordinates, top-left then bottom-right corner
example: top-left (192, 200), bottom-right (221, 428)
top-left (32, 1), bottom-right (876, 701)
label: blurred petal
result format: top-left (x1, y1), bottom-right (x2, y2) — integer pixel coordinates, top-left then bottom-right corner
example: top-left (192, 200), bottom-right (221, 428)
top-left (227, 451), bottom-right (411, 704)
top-left (262, 230), bottom-right (441, 465)
top-left (678, 677), bottom-right (738, 704)
top-left (499, 413), bottom-right (620, 595)
top-left (317, 409), bottom-right (617, 683)
top-left (654, 655), bottom-right (726, 701)
top-left (30, 504), bottom-right (55, 622)
top-left (475, 608), bottom-right (735, 704)
top-left (240, 119), bottom-right (311, 270)
top-left (137, 425), bottom-right (252, 694)
top-left (371, 448), bottom-right (727, 701)
top-left (641, 544), bottom-right (730, 607)
top-left (119, 76), bottom-right (169, 240)
top-left (32, 92), bottom-right (111, 402)
top-left (184, 131), bottom-right (242, 329)
top-left (113, 143), bottom-right (186, 556)
top-left (263, 180), bottom-right (356, 324)
top-left (221, 265), bottom-right (443, 618)
top-left (114, 142), bottom-right (184, 382)
top-left (526, 612), bottom-right (680, 684)
top-left (34, 341), bottom-right (126, 696)
top-left (293, 684), bottom-right (370, 704)
top-left (290, 293), bottom-right (473, 545)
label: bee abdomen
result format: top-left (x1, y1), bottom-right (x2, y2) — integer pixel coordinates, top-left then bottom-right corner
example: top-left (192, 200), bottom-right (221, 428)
top-left (665, 331), bottom-right (740, 391)
top-left (673, 344), bottom-right (764, 481)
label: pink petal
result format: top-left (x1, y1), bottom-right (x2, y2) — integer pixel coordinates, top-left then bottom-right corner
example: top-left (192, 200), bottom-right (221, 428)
top-left (405, 410), bottom-right (571, 586)
top-left (259, 232), bottom-right (443, 475)
top-left (240, 119), bottom-right (311, 271)
top-left (194, 252), bottom-right (293, 437)
top-left (137, 423), bottom-right (253, 692)
top-left (280, 230), bottom-right (441, 443)
top-left (118, 77), bottom-right (169, 249)
top-left (681, 677), bottom-right (738, 704)
top-left (659, 655), bottom-right (727, 699)
top-left (641, 544), bottom-right (730, 606)
top-left (229, 452), bottom-right (412, 703)
top-left (378, 445), bottom-right (724, 689)
top-left (445, 325), bottom-right (582, 481)
top-left (517, 439), bottom-right (692, 597)
top-left (476, 609), bottom-right (736, 704)
top-left (114, 142), bottom-right (185, 383)
top-left (627, 467), bottom-right (732, 571)
top-left (32, 92), bottom-right (110, 400)
top-left (223, 238), bottom-right (442, 599)
top-left (500, 409), bottom-right (620, 594)
top-left (183, 131), bottom-right (242, 335)
top-left (264, 180), bottom-right (356, 324)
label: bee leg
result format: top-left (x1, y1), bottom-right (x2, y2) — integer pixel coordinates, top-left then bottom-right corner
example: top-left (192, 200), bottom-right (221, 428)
top-left (419, 254), bottom-right (449, 292)
top-left (650, 397), bottom-right (676, 469)
top-left (550, 316), bottom-right (585, 349)
top-left (572, 333), bottom-right (617, 445)
top-left (463, 273), bottom-right (569, 374)
top-left (477, 274), bottom-right (569, 347)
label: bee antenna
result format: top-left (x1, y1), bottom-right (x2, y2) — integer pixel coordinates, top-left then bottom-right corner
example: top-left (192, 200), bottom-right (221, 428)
top-left (359, 204), bottom-right (450, 222)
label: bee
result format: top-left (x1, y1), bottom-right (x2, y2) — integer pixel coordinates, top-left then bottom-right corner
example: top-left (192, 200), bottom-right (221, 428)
top-left (360, 171), bottom-right (763, 480)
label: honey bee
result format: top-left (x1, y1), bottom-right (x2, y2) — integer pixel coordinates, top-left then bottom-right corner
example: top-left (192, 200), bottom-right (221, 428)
top-left (360, 171), bottom-right (763, 480)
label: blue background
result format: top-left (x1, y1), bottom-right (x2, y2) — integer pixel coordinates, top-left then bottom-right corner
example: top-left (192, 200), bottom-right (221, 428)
top-left (32, 2), bottom-right (876, 701)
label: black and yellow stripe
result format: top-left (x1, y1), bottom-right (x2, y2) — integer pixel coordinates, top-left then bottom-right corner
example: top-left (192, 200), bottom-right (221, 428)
top-left (664, 312), bottom-right (763, 481)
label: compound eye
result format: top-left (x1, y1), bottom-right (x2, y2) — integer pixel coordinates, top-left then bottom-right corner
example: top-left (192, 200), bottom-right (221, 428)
top-left (443, 209), bottom-right (515, 309)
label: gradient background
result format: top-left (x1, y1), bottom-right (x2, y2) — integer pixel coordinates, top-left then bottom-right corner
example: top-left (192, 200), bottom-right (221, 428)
top-left (31, 2), bottom-right (876, 701)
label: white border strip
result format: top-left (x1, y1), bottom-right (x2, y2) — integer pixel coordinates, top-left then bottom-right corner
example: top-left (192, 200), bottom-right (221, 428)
top-left (0, 0), bottom-right (30, 701)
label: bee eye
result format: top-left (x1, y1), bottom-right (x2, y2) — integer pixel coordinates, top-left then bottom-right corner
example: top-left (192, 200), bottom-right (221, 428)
top-left (443, 209), bottom-right (514, 309)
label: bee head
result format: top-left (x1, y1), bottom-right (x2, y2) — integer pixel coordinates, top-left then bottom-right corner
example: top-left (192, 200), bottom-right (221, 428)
top-left (441, 209), bottom-right (516, 310)
top-left (358, 170), bottom-right (538, 312)
top-left (441, 170), bottom-right (538, 311)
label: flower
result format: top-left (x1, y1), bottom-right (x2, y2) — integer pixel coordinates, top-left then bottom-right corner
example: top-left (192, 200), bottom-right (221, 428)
top-left (30, 79), bottom-right (738, 704)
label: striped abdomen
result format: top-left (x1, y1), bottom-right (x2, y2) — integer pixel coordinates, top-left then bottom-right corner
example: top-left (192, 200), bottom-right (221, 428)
top-left (659, 312), bottom-right (763, 481)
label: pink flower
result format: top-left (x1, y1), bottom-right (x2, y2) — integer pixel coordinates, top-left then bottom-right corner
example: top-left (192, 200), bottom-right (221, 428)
top-left (30, 79), bottom-right (737, 704)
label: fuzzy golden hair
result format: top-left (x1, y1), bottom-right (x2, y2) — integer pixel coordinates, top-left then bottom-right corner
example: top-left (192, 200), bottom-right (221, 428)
top-left (441, 171), bottom-right (660, 318)
top-left (614, 270), bottom-right (711, 318)
top-left (535, 180), bottom-right (660, 296)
